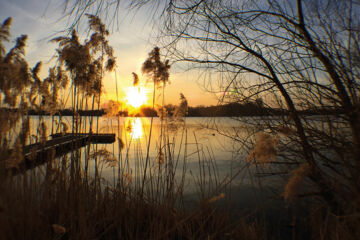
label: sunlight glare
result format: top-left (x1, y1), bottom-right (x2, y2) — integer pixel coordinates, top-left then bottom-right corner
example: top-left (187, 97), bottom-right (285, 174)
top-left (127, 118), bottom-right (143, 139)
top-left (126, 87), bottom-right (147, 108)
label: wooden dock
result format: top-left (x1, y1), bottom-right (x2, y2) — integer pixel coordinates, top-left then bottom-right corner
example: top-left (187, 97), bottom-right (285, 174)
top-left (50, 133), bottom-right (116, 143)
top-left (13, 133), bottom-right (115, 174)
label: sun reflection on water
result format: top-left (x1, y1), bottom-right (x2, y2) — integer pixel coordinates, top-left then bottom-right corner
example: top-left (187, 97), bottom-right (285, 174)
top-left (127, 118), bottom-right (143, 139)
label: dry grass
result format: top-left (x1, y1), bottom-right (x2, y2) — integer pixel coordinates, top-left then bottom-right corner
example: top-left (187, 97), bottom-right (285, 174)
top-left (0, 134), bottom-right (266, 240)
top-left (1, 15), bottom-right (359, 240)
top-left (0, 18), bottom-right (265, 239)
top-left (247, 132), bottom-right (279, 165)
top-left (284, 163), bottom-right (310, 202)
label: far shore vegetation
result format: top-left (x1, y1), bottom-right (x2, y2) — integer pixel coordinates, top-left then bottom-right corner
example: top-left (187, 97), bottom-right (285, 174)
top-left (1, 101), bottom-right (345, 117)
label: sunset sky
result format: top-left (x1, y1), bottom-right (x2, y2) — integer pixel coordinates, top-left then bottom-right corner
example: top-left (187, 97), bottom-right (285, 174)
top-left (0, 0), bottom-right (218, 108)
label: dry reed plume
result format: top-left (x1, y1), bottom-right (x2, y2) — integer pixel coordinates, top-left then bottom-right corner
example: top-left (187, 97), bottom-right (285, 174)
top-left (247, 132), bottom-right (279, 165)
top-left (284, 163), bottom-right (311, 202)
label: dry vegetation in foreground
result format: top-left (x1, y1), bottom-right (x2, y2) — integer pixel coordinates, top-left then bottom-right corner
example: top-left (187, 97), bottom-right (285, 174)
top-left (1, 10), bottom-right (360, 239)
top-left (0, 16), bottom-right (265, 240)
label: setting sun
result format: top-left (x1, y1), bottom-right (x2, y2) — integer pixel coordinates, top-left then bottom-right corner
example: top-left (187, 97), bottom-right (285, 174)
top-left (126, 86), bottom-right (147, 108)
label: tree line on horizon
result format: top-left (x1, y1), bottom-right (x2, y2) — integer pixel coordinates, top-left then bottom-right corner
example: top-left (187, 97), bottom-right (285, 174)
top-left (2, 100), bottom-right (344, 117)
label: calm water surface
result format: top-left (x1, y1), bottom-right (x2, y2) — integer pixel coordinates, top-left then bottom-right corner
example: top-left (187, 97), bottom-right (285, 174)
top-left (29, 116), bottom-right (275, 194)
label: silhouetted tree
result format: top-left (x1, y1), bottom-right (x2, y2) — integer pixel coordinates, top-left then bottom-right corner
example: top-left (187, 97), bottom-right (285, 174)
top-left (61, 0), bottom-right (360, 235)
top-left (156, 0), bottom-right (360, 217)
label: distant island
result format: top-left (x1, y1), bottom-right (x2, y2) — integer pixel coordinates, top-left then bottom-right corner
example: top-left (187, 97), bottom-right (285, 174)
top-left (28, 109), bottom-right (106, 116)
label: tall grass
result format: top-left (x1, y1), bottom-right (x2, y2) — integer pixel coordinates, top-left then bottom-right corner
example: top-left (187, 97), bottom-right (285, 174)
top-left (2, 14), bottom-right (358, 240)
top-left (0, 115), bottom-right (268, 239)
top-left (0, 16), bottom-right (265, 240)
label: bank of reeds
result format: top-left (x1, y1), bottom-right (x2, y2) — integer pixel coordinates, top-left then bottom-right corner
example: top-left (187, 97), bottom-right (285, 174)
top-left (0, 16), bottom-right (265, 240)
top-left (0, 116), bottom-right (268, 240)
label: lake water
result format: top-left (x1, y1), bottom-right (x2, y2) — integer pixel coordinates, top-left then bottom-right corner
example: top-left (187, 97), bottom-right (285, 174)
top-left (27, 115), bottom-right (294, 237)
top-left (27, 115), bottom-right (335, 239)
top-left (28, 116), bottom-right (269, 194)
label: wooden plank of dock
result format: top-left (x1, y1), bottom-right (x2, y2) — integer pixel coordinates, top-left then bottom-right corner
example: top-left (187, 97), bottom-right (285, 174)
top-left (51, 133), bottom-right (115, 143)
top-left (11, 133), bottom-right (115, 175)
